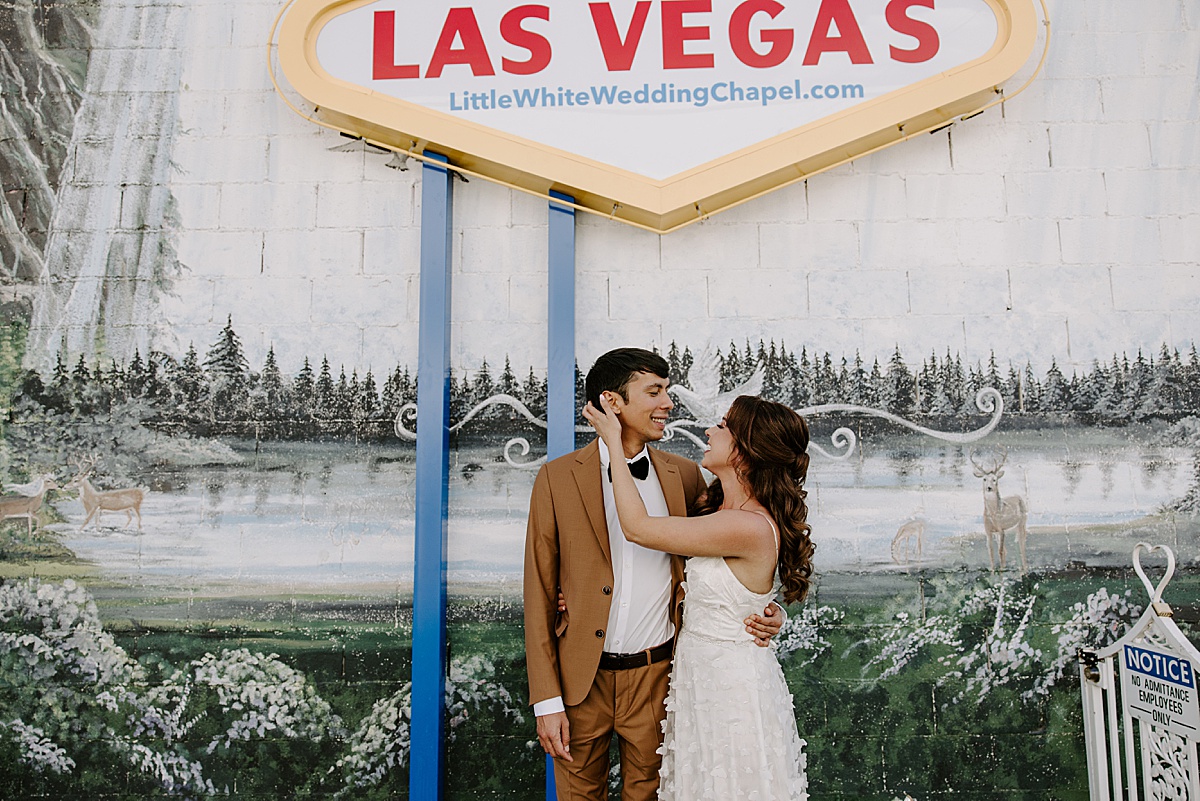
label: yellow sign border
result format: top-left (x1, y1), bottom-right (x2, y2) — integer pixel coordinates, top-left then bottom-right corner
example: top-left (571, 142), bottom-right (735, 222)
top-left (276, 0), bottom-right (1038, 232)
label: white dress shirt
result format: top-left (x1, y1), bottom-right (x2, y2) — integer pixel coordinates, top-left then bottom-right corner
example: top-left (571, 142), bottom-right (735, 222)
top-left (533, 439), bottom-right (674, 717)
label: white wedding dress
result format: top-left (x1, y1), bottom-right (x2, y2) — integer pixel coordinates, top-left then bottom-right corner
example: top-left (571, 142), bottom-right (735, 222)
top-left (657, 522), bottom-right (809, 800)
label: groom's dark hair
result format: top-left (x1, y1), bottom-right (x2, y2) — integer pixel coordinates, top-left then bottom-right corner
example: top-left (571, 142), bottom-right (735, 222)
top-left (586, 348), bottom-right (670, 409)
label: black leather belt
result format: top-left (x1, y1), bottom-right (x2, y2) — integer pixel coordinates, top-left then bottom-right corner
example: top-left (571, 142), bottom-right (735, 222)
top-left (599, 638), bottom-right (674, 671)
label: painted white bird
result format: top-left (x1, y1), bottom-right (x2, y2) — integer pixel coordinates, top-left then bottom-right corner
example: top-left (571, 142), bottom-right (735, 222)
top-left (669, 348), bottom-right (764, 426)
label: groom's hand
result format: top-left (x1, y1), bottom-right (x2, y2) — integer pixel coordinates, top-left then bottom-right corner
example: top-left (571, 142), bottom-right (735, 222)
top-left (745, 601), bottom-right (785, 647)
top-left (537, 711), bottom-right (573, 762)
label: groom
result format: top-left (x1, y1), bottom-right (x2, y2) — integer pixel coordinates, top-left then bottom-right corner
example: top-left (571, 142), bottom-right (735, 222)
top-left (524, 347), bottom-right (782, 800)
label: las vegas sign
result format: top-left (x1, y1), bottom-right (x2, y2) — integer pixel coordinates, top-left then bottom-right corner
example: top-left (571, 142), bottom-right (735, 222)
top-left (276, 0), bottom-right (1039, 232)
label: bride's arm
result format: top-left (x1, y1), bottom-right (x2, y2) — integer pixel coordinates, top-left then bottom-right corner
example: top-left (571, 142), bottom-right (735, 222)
top-left (582, 399), bottom-right (773, 558)
top-left (624, 500), bottom-right (768, 557)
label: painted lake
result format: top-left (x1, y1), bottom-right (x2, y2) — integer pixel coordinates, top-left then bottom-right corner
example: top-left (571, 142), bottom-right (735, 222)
top-left (46, 427), bottom-right (1197, 595)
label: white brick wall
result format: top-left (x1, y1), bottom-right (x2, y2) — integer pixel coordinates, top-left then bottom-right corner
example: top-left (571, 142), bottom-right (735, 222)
top-left (1048, 123), bottom-right (1152, 169)
top-left (708, 269), bottom-right (808, 320)
top-left (1161, 216), bottom-right (1200, 264)
top-left (905, 173), bottom-right (1007, 221)
top-left (908, 269), bottom-right (1010, 317)
top-left (262, 229), bottom-right (363, 277)
top-left (859, 220), bottom-right (959, 269)
top-left (1005, 170), bottom-right (1106, 219)
top-left (173, 135), bottom-right (270, 184)
top-left (999, 78), bottom-right (1103, 124)
top-left (759, 221), bottom-right (859, 270)
top-left (363, 228), bottom-right (422, 277)
top-left (807, 172), bottom-right (908, 223)
top-left (1059, 217), bottom-right (1164, 266)
top-left (24, 0), bottom-right (1200, 383)
top-left (953, 217), bottom-right (1061, 268)
top-left (177, 231), bottom-right (264, 276)
top-left (1112, 265), bottom-right (1200, 313)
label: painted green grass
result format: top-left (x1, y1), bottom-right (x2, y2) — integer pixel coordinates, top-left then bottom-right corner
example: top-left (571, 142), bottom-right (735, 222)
top-left (6, 566), bottom-right (1177, 800)
top-left (3, 500), bottom-right (1197, 799)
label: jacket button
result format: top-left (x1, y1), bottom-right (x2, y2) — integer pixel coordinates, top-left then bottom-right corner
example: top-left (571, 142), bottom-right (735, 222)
top-left (602, 586), bottom-right (612, 595)
top-left (595, 629), bottom-right (604, 638)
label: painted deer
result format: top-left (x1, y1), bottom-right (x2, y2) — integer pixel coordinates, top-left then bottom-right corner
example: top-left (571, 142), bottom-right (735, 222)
top-left (891, 517), bottom-right (926, 565)
top-left (0, 475), bottom-right (58, 536)
top-left (67, 458), bottom-right (146, 531)
top-left (970, 448), bottom-right (1029, 573)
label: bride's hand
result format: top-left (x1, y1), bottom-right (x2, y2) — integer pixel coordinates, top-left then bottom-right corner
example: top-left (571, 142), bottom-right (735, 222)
top-left (582, 396), bottom-right (622, 448)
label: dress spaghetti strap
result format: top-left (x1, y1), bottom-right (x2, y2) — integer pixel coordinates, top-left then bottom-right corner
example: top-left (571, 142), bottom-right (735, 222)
top-left (753, 510), bottom-right (779, 555)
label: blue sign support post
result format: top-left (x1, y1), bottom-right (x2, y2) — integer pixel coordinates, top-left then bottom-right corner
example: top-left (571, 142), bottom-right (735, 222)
top-left (543, 190), bottom-right (577, 798)
top-left (410, 152), bottom-right (454, 800)
top-left (547, 191), bottom-right (577, 459)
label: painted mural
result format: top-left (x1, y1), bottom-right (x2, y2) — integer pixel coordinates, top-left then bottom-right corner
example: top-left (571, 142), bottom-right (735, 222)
top-left (1, 0), bottom-right (1199, 799)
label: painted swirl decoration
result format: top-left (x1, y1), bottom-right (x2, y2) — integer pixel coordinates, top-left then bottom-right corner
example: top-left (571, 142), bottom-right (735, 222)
top-left (396, 386), bottom-right (1006, 469)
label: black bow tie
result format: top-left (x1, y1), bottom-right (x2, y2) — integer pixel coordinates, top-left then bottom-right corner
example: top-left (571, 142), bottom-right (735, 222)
top-left (608, 455), bottom-right (650, 481)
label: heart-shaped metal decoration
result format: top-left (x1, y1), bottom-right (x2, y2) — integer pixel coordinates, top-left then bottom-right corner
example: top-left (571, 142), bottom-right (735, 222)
top-left (1132, 542), bottom-right (1176, 605)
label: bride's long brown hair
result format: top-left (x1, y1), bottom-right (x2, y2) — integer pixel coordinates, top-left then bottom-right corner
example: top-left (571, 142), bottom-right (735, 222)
top-left (690, 395), bottom-right (815, 604)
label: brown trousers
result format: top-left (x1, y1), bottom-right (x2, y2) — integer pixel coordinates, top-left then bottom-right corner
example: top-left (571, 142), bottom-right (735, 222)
top-left (553, 658), bottom-right (672, 801)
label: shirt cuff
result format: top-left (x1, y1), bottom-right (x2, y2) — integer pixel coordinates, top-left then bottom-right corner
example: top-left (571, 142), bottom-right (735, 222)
top-left (533, 696), bottom-right (565, 716)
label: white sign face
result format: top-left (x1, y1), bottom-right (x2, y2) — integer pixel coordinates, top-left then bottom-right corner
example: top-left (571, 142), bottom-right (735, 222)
top-left (278, 0), bottom-right (1037, 230)
top-left (315, 0), bottom-right (998, 180)
top-left (1121, 643), bottom-right (1200, 739)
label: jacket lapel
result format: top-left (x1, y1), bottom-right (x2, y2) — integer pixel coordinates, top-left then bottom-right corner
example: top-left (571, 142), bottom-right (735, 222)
top-left (650, 450), bottom-right (688, 517)
top-left (570, 439), bottom-right (611, 563)
top-left (651, 450), bottom-right (691, 624)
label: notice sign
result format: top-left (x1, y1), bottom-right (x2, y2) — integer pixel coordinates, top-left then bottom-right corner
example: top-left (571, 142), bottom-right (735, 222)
top-left (1120, 643), bottom-right (1200, 738)
top-left (277, 0), bottom-right (1039, 231)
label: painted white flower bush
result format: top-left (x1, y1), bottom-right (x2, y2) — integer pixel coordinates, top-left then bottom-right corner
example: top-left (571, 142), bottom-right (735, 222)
top-left (777, 605), bottom-right (845, 665)
top-left (0, 574), bottom-right (1147, 796)
top-left (445, 654), bottom-right (524, 733)
top-left (0, 719), bottom-right (76, 774)
top-left (862, 578), bottom-right (1143, 707)
top-left (124, 647), bottom-right (347, 795)
top-left (865, 611), bottom-right (961, 680)
top-left (0, 578), bottom-right (214, 794)
top-left (861, 580), bottom-right (1042, 701)
top-left (0, 580), bottom-right (342, 794)
top-left (120, 741), bottom-right (213, 797)
top-left (0, 579), bottom-right (141, 757)
top-left (334, 654), bottom-right (524, 797)
top-left (941, 580), bottom-right (1043, 703)
top-left (1026, 587), bottom-right (1141, 700)
top-left (186, 648), bottom-right (343, 750)
top-left (1, 578), bottom-right (538, 796)
top-left (334, 682), bottom-right (411, 795)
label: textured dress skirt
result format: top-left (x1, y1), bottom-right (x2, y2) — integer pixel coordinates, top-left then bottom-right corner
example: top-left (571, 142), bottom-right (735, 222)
top-left (656, 555), bottom-right (808, 801)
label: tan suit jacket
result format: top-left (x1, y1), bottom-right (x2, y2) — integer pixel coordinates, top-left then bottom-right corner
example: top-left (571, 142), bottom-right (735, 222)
top-left (524, 439), bottom-right (707, 708)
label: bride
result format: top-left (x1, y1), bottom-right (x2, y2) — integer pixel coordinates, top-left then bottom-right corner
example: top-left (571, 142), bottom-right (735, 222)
top-left (583, 392), bottom-right (812, 801)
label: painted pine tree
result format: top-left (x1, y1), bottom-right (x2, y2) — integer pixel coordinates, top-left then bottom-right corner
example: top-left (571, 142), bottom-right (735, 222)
top-left (1071, 361), bottom-right (1103, 415)
top-left (293, 357), bottom-right (315, 418)
top-left (174, 344), bottom-right (207, 421)
top-left (44, 350), bottom-right (71, 410)
top-left (203, 317), bottom-right (250, 421)
top-left (1022, 363), bottom-right (1042, 414)
top-left (499, 357), bottom-right (517, 398)
top-left (884, 346), bottom-right (915, 415)
top-left (315, 357), bottom-right (335, 423)
top-left (355, 369), bottom-right (380, 435)
top-left (1041, 359), bottom-right (1070, 412)
top-left (260, 347), bottom-right (286, 407)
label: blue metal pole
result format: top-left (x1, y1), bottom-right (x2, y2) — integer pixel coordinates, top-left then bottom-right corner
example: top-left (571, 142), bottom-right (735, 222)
top-left (547, 191), bottom-right (577, 459)
top-left (545, 190), bottom-right (576, 798)
top-left (410, 152), bottom-right (453, 800)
